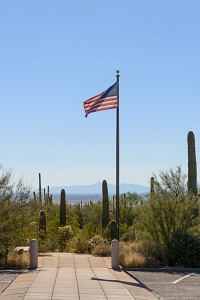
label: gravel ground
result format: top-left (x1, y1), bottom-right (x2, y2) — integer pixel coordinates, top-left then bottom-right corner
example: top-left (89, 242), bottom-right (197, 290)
top-left (0, 269), bottom-right (22, 294)
top-left (125, 268), bottom-right (200, 300)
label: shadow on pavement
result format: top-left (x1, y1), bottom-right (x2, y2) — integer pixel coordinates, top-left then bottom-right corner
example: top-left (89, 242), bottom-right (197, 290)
top-left (91, 276), bottom-right (144, 288)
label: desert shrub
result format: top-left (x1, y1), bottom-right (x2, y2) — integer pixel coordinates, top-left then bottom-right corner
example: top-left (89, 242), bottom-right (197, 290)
top-left (119, 192), bottom-right (141, 226)
top-left (0, 244), bottom-right (8, 266)
top-left (0, 165), bottom-right (33, 249)
top-left (120, 242), bottom-right (146, 268)
top-left (89, 235), bottom-right (108, 246)
top-left (91, 243), bottom-right (111, 256)
top-left (153, 165), bottom-right (187, 197)
top-left (43, 230), bottom-right (59, 252)
top-left (37, 230), bottom-right (48, 253)
top-left (102, 226), bottom-right (111, 240)
top-left (166, 230), bottom-right (200, 267)
top-left (0, 249), bottom-right (29, 268)
top-left (68, 232), bottom-right (110, 254)
top-left (0, 244), bottom-right (6, 258)
top-left (89, 235), bottom-right (110, 256)
top-left (120, 225), bottom-right (136, 242)
top-left (135, 191), bottom-right (199, 245)
top-left (58, 225), bottom-right (74, 251)
top-left (7, 251), bottom-right (29, 268)
top-left (38, 242), bottom-right (48, 253)
top-left (136, 240), bottom-right (165, 267)
top-left (120, 240), bottom-right (165, 268)
top-left (69, 234), bottom-right (91, 253)
top-left (135, 166), bottom-right (200, 246)
top-left (81, 222), bottom-right (100, 239)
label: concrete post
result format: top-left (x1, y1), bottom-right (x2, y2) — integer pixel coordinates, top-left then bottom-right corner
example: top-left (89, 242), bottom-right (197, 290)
top-left (30, 239), bottom-right (38, 269)
top-left (111, 239), bottom-right (119, 269)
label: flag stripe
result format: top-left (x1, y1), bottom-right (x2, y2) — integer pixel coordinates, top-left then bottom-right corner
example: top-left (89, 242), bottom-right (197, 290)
top-left (84, 97), bottom-right (117, 110)
top-left (83, 82), bottom-right (118, 117)
top-left (88, 98), bottom-right (117, 110)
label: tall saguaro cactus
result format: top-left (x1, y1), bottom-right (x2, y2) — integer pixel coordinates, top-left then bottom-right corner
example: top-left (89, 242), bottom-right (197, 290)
top-left (187, 131), bottom-right (197, 195)
top-left (47, 185), bottom-right (50, 204)
top-left (43, 188), bottom-right (46, 204)
top-left (102, 180), bottom-right (109, 229)
top-left (39, 173), bottom-right (42, 205)
top-left (150, 177), bottom-right (155, 199)
top-left (60, 189), bottom-right (66, 227)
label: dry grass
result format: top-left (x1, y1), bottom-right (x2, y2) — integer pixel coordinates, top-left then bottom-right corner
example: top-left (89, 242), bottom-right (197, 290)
top-left (120, 242), bottom-right (147, 268)
top-left (91, 243), bottom-right (111, 257)
top-left (90, 240), bottom-right (162, 267)
top-left (120, 240), bottom-right (163, 268)
top-left (0, 252), bottom-right (30, 268)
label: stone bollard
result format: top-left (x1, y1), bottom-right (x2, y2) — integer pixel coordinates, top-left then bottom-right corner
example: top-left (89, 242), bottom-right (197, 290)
top-left (111, 239), bottom-right (119, 269)
top-left (30, 239), bottom-right (38, 269)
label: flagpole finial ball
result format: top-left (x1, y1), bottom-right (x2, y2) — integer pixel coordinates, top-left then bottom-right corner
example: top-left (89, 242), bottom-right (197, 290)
top-left (116, 70), bottom-right (120, 74)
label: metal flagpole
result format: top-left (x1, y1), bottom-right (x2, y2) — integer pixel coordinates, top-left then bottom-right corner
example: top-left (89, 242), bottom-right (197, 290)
top-left (116, 70), bottom-right (120, 240)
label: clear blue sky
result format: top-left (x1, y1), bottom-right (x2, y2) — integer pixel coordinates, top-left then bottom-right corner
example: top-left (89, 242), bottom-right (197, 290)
top-left (1, 0), bottom-right (200, 191)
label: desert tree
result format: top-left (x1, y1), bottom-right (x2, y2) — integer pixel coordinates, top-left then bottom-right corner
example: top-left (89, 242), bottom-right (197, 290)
top-left (0, 164), bottom-right (32, 253)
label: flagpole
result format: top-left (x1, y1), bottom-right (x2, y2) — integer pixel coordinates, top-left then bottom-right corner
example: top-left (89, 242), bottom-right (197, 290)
top-left (116, 70), bottom-right (120, 240)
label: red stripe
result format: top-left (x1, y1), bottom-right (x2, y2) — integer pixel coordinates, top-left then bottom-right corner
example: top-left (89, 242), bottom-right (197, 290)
top-left (84, 90), bottom-right (118, 117)
top-left (86, 97), bottom-right (117, 116)
top-left (84, 92), bottom-right (103, 109)
top-left (90, 97), bottom-right (117, 109)
top-left (89, 106), bottom-right (117, 114)
top-left (84, 96), bottom-right (117, 109)
top-left (90, 102), bottom-right (117, 112)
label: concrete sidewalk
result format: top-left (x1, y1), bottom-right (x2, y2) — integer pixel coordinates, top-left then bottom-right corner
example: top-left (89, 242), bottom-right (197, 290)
top-left (0, 253), bottom-right (158, 300)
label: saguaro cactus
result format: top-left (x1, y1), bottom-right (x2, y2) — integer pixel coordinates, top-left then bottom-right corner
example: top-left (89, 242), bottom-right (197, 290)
top-left (187, 131), bottom-right (197, 195)
top-left (39, 173), bottom-right (42, 205)
top-left (109, 220), bottom-right (117, 240)
top-left (43, 188), bottom-right (46, 204)
top-left (150, 176), bottom-right (155, 199)
top-left (102, 180), bottom-right (109, 229)
top-left (47, 185), bottom-right (50, 204)
top-left (60, 189), bottom-right (66, 226)
top-left (39, 210), bottom-right (46, 233)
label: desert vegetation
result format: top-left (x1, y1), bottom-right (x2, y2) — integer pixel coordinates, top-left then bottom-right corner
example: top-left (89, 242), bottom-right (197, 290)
top-left (0, 164), bottom-right (200, 268)
top-left (0, 131), bottom-right (200, 268)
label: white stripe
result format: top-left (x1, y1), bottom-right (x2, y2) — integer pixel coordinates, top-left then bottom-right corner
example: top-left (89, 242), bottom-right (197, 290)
top-left (96, 104), bottom-right (117, 109)
top-left (84, 96), bottom-right (117, 109)
top-left (92, 101), bottom-right (117, 109)
top-left (172, 273), bottom-right (197, 284)
top-left (89, 104), bottom-right (117, 112)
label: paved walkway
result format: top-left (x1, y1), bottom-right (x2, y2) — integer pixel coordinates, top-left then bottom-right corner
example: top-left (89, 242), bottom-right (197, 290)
top-left (0, 253), bottom-right (158, 300)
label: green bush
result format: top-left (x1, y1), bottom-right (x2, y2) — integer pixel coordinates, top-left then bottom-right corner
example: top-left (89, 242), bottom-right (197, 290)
top-left (58, 225), bottom-right (74, 251)
top-left (135, 191), bottom-right (199, 245)
top-left (69, 234), bottom-right (91, 253)
top-left (121, 225), bottom-right (136, 242)
top-left (89, 235), bottom-right (108, 246)
top-left (89, 234), bottom-right (110, 256)
top-left (166, 230), bottom-right (200, 267)
top-left (137, 240), bottom-right (165, 267)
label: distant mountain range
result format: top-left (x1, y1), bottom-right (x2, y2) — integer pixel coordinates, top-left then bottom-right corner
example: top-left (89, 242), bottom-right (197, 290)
top-left (34, 181), bottom-right (150, 195)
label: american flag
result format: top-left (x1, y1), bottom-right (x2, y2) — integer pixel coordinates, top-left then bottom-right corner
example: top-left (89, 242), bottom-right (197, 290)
top-left (83, 82), bottom-right (118, 118)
